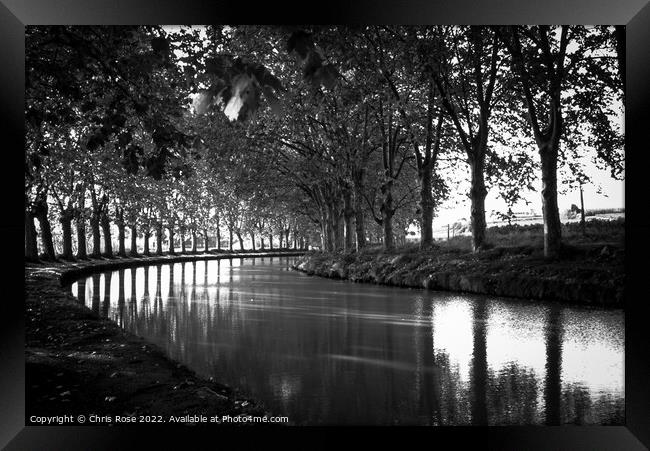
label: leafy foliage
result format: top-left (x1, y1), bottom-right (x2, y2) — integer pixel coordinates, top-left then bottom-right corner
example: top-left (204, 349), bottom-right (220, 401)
top-left (25, 25), bottom-right (624, 257)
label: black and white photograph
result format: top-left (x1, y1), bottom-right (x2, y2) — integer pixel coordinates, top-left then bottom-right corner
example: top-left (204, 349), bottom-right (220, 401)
top-left (5, 2), bottom-right (648, 446)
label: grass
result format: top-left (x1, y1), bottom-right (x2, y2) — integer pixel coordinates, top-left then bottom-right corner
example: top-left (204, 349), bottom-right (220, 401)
top-left (342, 218), bottom-right (624, 258)
top-left (584, 208), bottom-right (625, 216)
top-left (436, 218), bottom-right (624, 254)
top-left (296, 219), bottom-right (624, 306)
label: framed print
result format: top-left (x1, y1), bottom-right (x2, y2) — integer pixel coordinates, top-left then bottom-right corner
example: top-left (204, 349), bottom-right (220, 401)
top-left (3, 0), bottom-right (649, 449)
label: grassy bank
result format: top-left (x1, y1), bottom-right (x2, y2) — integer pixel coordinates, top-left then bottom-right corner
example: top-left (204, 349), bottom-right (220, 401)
top-left (25, 251), bottom-right (303, 426)
top-left (293, 219), bottom-right (625, 307)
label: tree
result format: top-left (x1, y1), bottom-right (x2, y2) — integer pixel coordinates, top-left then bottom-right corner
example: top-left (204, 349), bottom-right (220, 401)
top-left (26, 25), bottom-right (194, 260)
top-left (373, 27), bottom-right (453, 249)
top-left (26, 25), bottom-right (623, 262)
top-left (499, 25), bottom-right (623, 258)
top-left (427, 26), bottom-right (508, 252)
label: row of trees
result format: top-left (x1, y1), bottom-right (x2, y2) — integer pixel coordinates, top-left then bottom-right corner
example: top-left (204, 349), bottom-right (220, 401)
top-left (25, 25), bottom-right (624, 261)
top-left (25, 26), bottom-right (313, 261)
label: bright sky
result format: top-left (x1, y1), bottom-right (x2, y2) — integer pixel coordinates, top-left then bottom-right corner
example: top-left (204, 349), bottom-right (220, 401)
top-left (432, 161), bottom-right (625, 228)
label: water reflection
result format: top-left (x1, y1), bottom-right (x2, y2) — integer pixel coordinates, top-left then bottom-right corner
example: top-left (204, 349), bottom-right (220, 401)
top-left (71, 257), bottom-right (624, 425)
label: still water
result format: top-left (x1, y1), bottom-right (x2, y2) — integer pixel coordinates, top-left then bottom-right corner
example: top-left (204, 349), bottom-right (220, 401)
top-left (70, 257), bottom-right (624, 425)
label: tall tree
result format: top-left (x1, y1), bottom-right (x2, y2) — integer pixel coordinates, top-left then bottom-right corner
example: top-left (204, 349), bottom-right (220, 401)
top-left (428, 26), bottom-right (507, 252)
top-left (499, 25), bottom-right (623, 258)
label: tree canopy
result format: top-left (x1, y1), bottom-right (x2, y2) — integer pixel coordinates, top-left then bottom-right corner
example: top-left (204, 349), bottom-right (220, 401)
top-left (25, 25), bottom-right (624, 260)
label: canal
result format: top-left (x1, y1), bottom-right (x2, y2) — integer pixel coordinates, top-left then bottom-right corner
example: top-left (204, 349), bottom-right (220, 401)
top-left (70, 256), bottom-right (624, 425)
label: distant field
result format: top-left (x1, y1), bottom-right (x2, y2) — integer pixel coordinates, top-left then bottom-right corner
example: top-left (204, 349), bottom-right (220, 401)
top-left (421, 212), bottom-right (625, 240)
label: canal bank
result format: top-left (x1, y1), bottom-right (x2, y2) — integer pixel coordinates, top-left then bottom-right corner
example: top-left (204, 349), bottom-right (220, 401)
top-left (291, 243), bottom-right (624, 308)
top-left (25, 251), bottom-right (304, 425)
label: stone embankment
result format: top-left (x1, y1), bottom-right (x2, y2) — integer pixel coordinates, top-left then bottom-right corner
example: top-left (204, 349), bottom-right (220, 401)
top-left (291, 247), bottom-right (624, 308)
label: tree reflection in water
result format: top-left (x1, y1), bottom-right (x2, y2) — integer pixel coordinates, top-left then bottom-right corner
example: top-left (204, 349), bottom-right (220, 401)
top-left (71, 257), bottom-right (624, 425)
top-left (545, 306), bottom-right (563, 425)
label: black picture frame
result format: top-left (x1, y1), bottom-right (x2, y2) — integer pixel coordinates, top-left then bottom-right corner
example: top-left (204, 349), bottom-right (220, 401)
top-left (3, 1), bottom-right (649, 449)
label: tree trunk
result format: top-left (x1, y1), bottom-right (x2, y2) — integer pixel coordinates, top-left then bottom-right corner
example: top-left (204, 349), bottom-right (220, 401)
top-left (117, 223), bottom-right (126, 257)
top-left (354, 200), bottom-right (366, 252)
top-left (130, 224), bottom-right (138, 256)
top-left (191, 229), bottom-right (197, 253)
top-left (343, 189), bottom-right (355, 251)
top-left (469, 156), bottom-right (488, 252)
top-left (250, 232), bottom-right (256, 251)
top-left (229, 228), bottom-right (234, 251)
top-left (278, 232), bottom-right (283, 249)
top-left (236, 231), bottom-right (244, 250)
top-left (35, 200), bottom-right (56, 260)
top-left (335, 215), bottom-right (344, 250)
top-left (260, 237), bottom-right (265, 250)
top-left (328, 203), bottom-right (343, 251)
top-left (268, 233), bottom-right (274, 250)
top-left (75, 211), bottom-right (87, 259)
top-left (100, 210), bottom-right (113, 257)
top-left (25, 208), bottom-right (39, 260)
top-left (143, 228), bottom-right (151, 256)
top-left (381, 182), bottom-right (395, 251)
top-left (203, 228), bottom-right (209, 252)
top-left (168, 225), bottom-right (175, 254)
top-left (90, 214), bottom-right (101, 258)
top-left (285, 229), bottom-right (291, 249)
top-left (60, 210), bottom-right (74, 260)
top-left (156, 224), bottom-right (163, 255)
top-left (540, 142), bottom-right (562, 258)
top-left (216, 227), bottom-right (221, 251)
top-left (320, 223), bottom-right (327, 251)
top-left (115, 208), bottom-right (126, 257)
top-left (418, 166), bottom-right (435, 250)
top-left (180, 227), bottom-right (186, 253)
top-left (579, 184), bottom-right (586, 237)
top-left (323, 209), bottom-right (334, 252)
top-left (382, 212), bottom-right (394, 251)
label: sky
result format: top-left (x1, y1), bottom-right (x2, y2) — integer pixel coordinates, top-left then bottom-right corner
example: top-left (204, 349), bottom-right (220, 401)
top-left (431, 157), bottom-right (624, 229)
